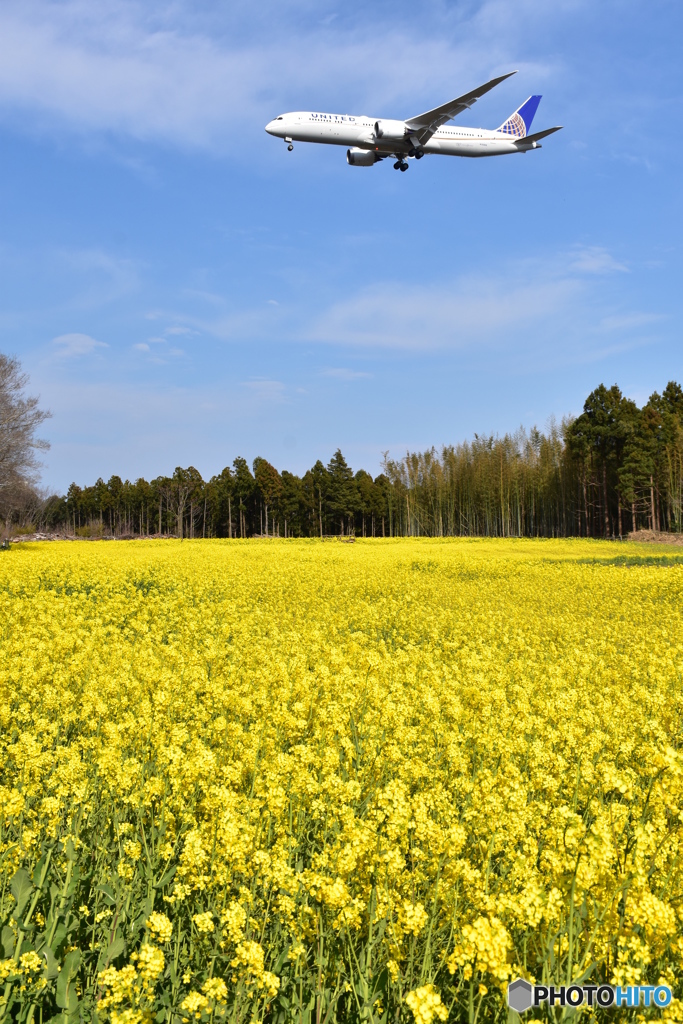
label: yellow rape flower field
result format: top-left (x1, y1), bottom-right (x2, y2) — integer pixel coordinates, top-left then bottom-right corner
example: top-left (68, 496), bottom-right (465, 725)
top-left (1, 538), bottom-right (682, 1024)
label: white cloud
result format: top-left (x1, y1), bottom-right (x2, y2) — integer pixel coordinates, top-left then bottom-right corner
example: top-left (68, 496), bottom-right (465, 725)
top-left (599, 312), bottom-right (666, 332)
top-left (165, 325), bottom-right (196, 336)
top-left (241, 378), bottom-right (286, 402)
top-left (569, 246), bottom-right (628, 275)
top-left (0, 0), bottom-right (556, 150)
top-left (52, 332), bottom-right (108, 356)
top-left (308, 274), bottom-right (580, 350)
top-left (133, 342), bottom-right (150, 351)
top-left (52, 248), bottom-right (140, 309)
top-left (145, 247), bottom-right (663, 357)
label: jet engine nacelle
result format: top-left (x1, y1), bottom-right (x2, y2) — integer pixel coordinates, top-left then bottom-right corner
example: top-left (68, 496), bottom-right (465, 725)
top-left (347, 148), bottom-right (380, 166)
top-left (373, 119), bottom-right (409, 142)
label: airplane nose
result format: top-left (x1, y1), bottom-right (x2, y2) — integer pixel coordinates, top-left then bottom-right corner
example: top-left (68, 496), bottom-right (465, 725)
top-left (265, 120), bottom-right (277, 135)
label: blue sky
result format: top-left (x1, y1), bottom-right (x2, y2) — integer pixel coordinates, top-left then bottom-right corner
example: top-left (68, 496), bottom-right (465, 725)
top-left (0, 0), bottom-right (681, 491)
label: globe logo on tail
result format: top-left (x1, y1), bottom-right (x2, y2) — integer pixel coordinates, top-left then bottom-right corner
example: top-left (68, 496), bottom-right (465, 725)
top-left (500, 112), bottom-right (526, 137)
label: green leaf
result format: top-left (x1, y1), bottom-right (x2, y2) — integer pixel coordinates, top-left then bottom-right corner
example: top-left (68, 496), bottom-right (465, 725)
top-left (10, 867), bottom-right (33, 918)
top-left (108, 936), bottom-right (125, 960)
top-left (1, 925), bottom-right (15, 958)
top-left (42, 944), bottom-right (60, 980)
top-left (56, 949), bottom-right (81, 1009)
top-left (98, 936), bottom-right (125, 970)
top-left (97, 884), bottom-right (116, 905)
top-left (32, 854), bottom-right (49, 887)
top-left (273, 949), bottom-right (289, 972)
top-left (131, 896), bottom-right (154, 935)
top-left (65, 839), bottom-right (78, 862)
top-left (49, 921), bottom-right (67, 953)
top-left (155, 865), bottom-right (177, 889)
top-left (63, 948), bottom-right (81, 975)
top-left (65, 865), bottom-right (81, 893)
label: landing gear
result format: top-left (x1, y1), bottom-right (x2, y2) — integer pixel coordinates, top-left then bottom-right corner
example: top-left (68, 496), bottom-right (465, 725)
top-left (287, 144), bottom-right (293, 151)
top-left (285, 137), bottom-right (293, 152)
top-left (393, 160), bottom-right (409, 171)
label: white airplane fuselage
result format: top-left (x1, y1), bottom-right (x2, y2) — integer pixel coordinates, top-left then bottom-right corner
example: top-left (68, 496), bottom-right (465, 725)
top-left (265, 112), bottom-right (542, 158)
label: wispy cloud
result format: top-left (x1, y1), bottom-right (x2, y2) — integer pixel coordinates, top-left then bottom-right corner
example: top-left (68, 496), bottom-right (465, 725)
top-left (241, 378), bottom-right (286, 403)
top-left (0, 0), bottom-right (556, 150)
top-left (53, 248), bottom-right (140, 309)
top-left (307, 273), bottom-right (580, 350)
top-left (140, 247), bottom-right (664, 358)
top-left (569, 246), bottom-right (628, 275)
top-left (52, 332), bottom-right (108, 357)
top-left (599, 312), bottom-right (666, 332)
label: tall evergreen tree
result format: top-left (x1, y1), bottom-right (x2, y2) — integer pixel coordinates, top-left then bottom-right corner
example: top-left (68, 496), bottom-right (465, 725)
top-left (253, 458), bottom-right (282, 536)
top-left (232, 458), bottom-right (254, 538)
top-left (327, 449), bottom-right (356, 535)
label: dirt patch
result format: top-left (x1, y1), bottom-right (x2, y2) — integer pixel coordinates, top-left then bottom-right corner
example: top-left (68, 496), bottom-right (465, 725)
top-left (628, 530), bottom-right (683, 546)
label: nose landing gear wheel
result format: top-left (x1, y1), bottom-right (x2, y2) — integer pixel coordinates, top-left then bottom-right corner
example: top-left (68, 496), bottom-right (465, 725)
top-left (287, 144), bottom-right (293, 151)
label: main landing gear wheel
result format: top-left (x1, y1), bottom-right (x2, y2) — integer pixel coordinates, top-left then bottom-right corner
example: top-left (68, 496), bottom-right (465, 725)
top-left (400, 163), bottom-right (408, 172)
top-left (394, 160), bottom-right (409, 171)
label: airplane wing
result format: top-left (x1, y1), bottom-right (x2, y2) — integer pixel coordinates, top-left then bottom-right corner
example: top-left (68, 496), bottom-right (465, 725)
top-left (514, 125), bottom-right (563, 145)
top-left (405, 71), bottom-right (518, 144)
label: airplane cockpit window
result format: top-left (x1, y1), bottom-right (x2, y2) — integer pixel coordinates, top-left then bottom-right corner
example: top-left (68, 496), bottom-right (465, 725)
top-left (277, 117), bottom-right (283, 120)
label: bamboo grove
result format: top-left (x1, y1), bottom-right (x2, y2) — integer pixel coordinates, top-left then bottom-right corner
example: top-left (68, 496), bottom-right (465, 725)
top-left (13, 381), bottom-right (683, 540)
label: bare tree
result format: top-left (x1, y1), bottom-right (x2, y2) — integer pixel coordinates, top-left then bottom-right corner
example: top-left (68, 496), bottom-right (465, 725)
top-left (0, 354), bottom-right (50, 528)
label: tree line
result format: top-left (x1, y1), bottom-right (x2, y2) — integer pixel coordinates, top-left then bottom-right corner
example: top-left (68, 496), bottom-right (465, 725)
top-left (45, 451), bottom-right (394, 539)
top-left (2, 357), bottom-right (682, 539)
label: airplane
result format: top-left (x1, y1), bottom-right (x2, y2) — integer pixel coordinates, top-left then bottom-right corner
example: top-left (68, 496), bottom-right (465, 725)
top-left (265, 71), bottom-right (562, 171)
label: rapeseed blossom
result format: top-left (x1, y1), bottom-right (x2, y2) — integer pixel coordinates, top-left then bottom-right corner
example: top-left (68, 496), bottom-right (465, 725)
top-left (406, 984), bottom-right (448, 1024)
top-left (0, 536), bottom-right (681, 1021)
top-left (146, 912), bottom-right (173, 944)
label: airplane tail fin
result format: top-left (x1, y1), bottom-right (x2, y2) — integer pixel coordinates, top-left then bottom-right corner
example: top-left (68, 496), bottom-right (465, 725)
top-left (514, 125), bottom-right (563, 147)
top-left (497, 95), bottom-right (541, 137)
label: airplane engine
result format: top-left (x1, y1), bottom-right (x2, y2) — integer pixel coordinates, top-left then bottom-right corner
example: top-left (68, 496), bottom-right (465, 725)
top-left (346, 148), bottom-right (380, 166)
top-left (373, 119), bottom-right (409, 142)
